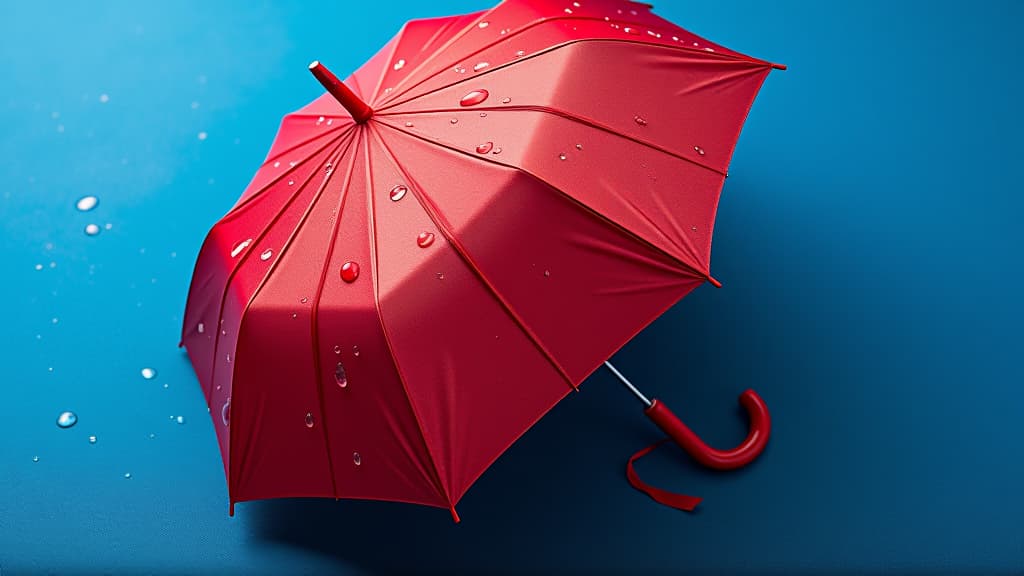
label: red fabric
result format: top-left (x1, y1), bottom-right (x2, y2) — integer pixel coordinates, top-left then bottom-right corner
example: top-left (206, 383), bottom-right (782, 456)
top-left (181, 0), bottom-right (781, 514)
top-left (626, 439), bottom-right (703, 512)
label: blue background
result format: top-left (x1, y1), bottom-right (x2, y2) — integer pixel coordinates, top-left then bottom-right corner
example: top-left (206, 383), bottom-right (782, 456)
top-left (2, 0), bottom-right (1022, 573)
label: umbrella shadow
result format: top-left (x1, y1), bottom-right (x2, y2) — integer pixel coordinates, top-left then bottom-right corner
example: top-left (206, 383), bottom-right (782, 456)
top-left (247, 178), bottom-right (794, 574)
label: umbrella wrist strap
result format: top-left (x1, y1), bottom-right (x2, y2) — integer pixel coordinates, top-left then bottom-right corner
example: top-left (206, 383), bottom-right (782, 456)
top-left (626, 438), bottom-right (703, 512)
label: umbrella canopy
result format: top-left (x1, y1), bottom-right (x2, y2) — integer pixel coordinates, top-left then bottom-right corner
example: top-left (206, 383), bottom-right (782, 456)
top-left (181, 0), bottom-right (782, 518)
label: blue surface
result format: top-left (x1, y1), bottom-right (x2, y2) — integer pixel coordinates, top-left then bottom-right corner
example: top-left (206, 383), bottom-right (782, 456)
top-left (2, 1), bottom-right (1022, 573)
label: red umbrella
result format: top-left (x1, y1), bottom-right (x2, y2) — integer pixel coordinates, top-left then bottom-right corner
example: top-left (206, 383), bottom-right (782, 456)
top-left (182, 0), bottom-right (782, 520)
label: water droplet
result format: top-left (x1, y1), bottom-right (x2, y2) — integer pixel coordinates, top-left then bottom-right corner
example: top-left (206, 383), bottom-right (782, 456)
top-left (300, 296), bottom-right (309, 304)
top-left (340, 261), bottom-right (360, 283)
top-left (694, 145), bottom-right (705, 156)
top-left (476, 142), bottom-right (494, 154)
top-left (453, 66), bottom-right (466, 74)
top-left (260, 249), bottom-right (273, 261)
top-left (32, 456), bottom-right (39, 462)
top-left (479, 112), bottom-right (488, 117)
top-left (565, 8), bottom-right (573, 14)
top-left (230, 238), bottom-right (252, 258)
top-left (559, 153), bottom-right (567, 161)
top-left (291, 313), bottom-right (297, 319)
top-left (417, 232), bottom-right (436, 247)
top-left (99, 93), bottom-right (110, 103)
top-left (492, 147), bottom-right (503, 154)
top-left (34, 263), bottom-right (43, 271)
top-left (197, 322), bottom-right (205, 334)
top-left (450, 118), bottom-right (459, 124)
top-left (221, 399), bottom-right (231, 426)
top-left (478, 20), bottom-right (490, 28)
top-left (225, 353), bottom-right (231, 363)
top-left (436, 272), bottom-right (445, 280)
top-left (76, 196), bottom-right (98, 211)
top-left (316, 116), bottom-right (325, 125)
top-left (691, 225), bottom-right (698, 231)
top-left (176, 416), bottom-right (186, 424)
top-left (198, 131), bottom-right (208, 141)
top-left (473, 62), bottom-right (490, 72)
top-left (544, 270), bottom-right (551, 277)
top-left (287, 179), bottom-right (295, 186)
top-left (56, 411), bottom-right (78, 429)
top-left (353, 452), bottom-right (362, 466)
top-left (89, 435), bottom-right (97, 444)
top-left (124, 473), bottom-right (132, 479)
top-left (326, 119), bottom-right (333, 126)
top-left (515, 50), bottom-right (526, 57)
top-left (141, 368), bottom-right (157, 380)
top-left (634, 115), bottom-right (648, 126)
top-left (389, 184), bottom-right (408, 202)
top-left (404, 121), bottom-right (413, 127)
top-left (333, 345), bottom-right (342, 354)
top-left (672, 36), bottom-right (679, 41)
top-left (273, 161), bottom-right (280, 168)
top-left (305, 412), bottom-right (315, 428)
top-left (393, 58), bottom-right (406, 71)
top-left (501, 97), bottom-right (511, 104)
top-left (575, 143), bottom-right (583, 150)
top-left (84, 223), bottom-right (100, 236)
top-left (335, 362), bottom-right (348, 388)
top-left (704, 47), bottom-right (715, 52)
top-left (623, 27), bottom-right (640, 35)
top-left (353, 345), bottom-right (360, 357)
top-left (459, 89), bottom-right (489, 107)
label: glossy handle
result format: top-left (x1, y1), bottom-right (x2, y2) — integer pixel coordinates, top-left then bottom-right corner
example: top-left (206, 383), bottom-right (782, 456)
top-left (645, 389), bottom-right (771, 470)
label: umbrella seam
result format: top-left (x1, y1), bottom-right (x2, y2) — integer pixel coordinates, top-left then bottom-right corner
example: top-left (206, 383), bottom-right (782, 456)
top-left (223, 134), bottom-right (355, 505)
top-left (362, 127), bottom-right (454, 508)
top-left (307, 132), bottom-right (365, 501)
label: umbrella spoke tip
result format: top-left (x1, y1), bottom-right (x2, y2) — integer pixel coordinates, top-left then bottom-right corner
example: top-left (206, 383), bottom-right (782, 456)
top-left (308, 60), bottom-right (321, 70)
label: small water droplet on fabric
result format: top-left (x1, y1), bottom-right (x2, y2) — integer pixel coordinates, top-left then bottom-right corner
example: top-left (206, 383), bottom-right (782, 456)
top-left (353, 452), bottom-right (362, 466)
top-left (340, 261), bottom-right (360, 283)
top-left (335, 362), bottom-right (348, 388)
top-left (478, 21), bottom-right (490, 28)
top-left (393, 58), bottom-right (406, 71)
top-left (476, 142), bottom-right (494, 154)
top-left (694, 146), bottom-right (705, 156)
top-left (634, 116), bottom-right (648, 126)
top-left (417, 232), bottom-right (436, 247)
top-left (473, 62), bottom-right (490, 72)
top-left (260, 249), bottom-right (273, 261)
top-left (305, 412), bottom-right (315, 428)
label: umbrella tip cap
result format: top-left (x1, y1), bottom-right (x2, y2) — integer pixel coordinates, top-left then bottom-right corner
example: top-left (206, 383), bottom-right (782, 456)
top-left (308, 60), bottom-right (320, 70)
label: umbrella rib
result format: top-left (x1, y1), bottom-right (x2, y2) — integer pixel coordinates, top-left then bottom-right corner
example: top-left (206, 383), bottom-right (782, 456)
top-left (223, 125), bottom-right (355, 221)
top-left (373, 119), bottom-right (719, 285)
top-left (224, 134), bottom-right (358, 502)
top-left (363, 128), bottom-right (455, 508)
top-left (367, 123), bottom-right (580, 394)
top-left (379, 103), bottom-right (726, 176)
top-left (377, 26), bottom-right (772, 112)
top-left (308, 131), bottom-right (364, 501)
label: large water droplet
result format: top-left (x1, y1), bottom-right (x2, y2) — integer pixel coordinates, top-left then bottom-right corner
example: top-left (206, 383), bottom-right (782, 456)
top-left (260, 249), bottom-right (273, 261)
top-left (417, 232), bottom-right (436, 248)
top-left (459, 89), bottom-right (489, 107)
top-left (231, 238), bottom-right (252, 258)
top-left (390, 185), bottom-right (408, 201)
top-left (393, 58), bottom-right (406, 71)
top-left (84, 223), bottom-right (100, 236)
top-left (76, 196), bottom-right (98, 211)
top-left (473, 62), bottom-right (490, 72)
top-left (140, 367), bottom-right (157, 380)
top-left (56, 411), bottom-right (78, 429)
top-left (476, 142), bottom-right (494, 154)
top-left (335, 362), bottom-right (348, 388)
top-left (221, 399), bottom-right (231, 426)
top-left (176, 416), bottom-right (186, 424)
top-left (305, 412), bottom-right (315, 428)
top-left (405, 121), bottom-right (413, 127)
top-left (353, 452), bottom-right (362, 466)
top-left (340, 261), bottom-right (360, 283)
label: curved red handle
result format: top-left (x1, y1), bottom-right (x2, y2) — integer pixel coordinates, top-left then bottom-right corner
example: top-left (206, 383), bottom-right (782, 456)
top-left (644, 389), bottom-right (771, 470)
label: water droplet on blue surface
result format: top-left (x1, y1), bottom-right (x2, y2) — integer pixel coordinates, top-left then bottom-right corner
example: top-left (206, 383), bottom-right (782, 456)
top-left (124, 473), bottom-right (131, 479)
top-left (76, 196), bottom-right (98, 211)
top-left (32, 456), bottom-right (40, 462)
top-left (141, 368), bottom-right (157, 380)
top-left (84, 223), bottom-right (100, 236)
top-left (56, 411), bottom-right (77, 428)
top-left (176, 416), bottom-right (186, 424)
top-left (89, 435), bottom-right (97, 444)
top-left (198, 131), bottom-right (208, 141)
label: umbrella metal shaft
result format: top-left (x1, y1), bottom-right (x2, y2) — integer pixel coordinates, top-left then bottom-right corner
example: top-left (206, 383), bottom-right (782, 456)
top-left (604, 361), bottom-right (652, 408)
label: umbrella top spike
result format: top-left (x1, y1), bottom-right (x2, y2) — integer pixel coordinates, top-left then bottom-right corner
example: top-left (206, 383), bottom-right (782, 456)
top-left (308, 60), bottom-right (374, 124)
